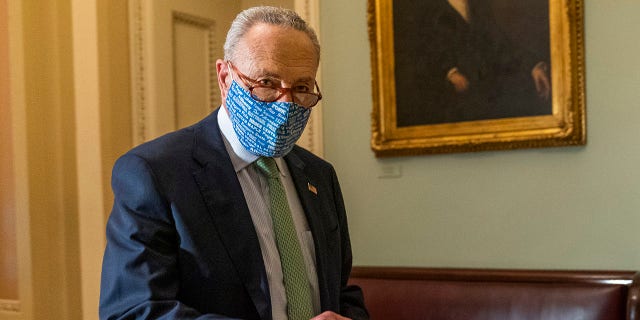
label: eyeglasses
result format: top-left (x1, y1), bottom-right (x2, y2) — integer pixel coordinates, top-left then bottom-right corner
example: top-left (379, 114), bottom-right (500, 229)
top-left (226, 61), bottom-right (322, 108)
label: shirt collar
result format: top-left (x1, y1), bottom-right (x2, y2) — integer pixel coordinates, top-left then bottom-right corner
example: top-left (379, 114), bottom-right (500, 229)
top-left (217, 107), bottom-right (288, 177)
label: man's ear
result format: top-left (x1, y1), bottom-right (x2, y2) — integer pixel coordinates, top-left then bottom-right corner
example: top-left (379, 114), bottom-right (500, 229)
top-left (216, 59), bottom-right (230, 103)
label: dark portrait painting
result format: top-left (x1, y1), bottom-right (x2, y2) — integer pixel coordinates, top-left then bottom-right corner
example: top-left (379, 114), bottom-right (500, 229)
top-left (393, 0), bottom-right (552, 127)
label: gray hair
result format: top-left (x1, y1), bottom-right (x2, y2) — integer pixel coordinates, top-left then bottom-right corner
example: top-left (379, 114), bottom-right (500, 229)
top-left (223, 6), bottom-right (320, 62)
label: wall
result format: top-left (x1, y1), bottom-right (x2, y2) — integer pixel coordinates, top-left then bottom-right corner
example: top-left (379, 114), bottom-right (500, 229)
top-left (22, 0), bottom-right (82, 318)
top-left (321, 0), bottom-right (640, 270)
top-left (0, 0), bottom-right (18, 301)
top-left (3, 0), bottom-right (83, 318)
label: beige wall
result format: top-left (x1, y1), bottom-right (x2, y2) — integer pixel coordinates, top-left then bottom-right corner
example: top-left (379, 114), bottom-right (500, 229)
top-left (3, 0), bottom-right (83, 318)
top-left (321, 0), bottom-right (640, 270)
top-left (19, 1), bottom-right (82, 318)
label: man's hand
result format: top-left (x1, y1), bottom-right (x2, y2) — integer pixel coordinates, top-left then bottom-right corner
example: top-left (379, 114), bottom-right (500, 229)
top-left (311, 311), bottom-right (351, 320)
top-left (446, 67), bottom-right (469, 93)
top-left (531, 62), bottom-right (551, 101)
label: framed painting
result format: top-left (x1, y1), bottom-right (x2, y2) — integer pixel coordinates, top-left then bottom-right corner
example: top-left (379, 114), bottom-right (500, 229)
top-left (369, 0), bottom-right (586, 156)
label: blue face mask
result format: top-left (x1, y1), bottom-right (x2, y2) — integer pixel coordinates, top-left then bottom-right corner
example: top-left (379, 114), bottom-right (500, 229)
top-left (225, 80), bottom-right (311, 157)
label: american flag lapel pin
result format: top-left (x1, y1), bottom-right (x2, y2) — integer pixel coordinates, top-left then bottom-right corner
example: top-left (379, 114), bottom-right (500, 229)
top-left (307, 182), bottom-right (317, 195)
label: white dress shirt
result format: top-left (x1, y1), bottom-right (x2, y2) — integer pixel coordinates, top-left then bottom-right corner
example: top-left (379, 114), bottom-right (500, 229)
top-left (217, 107), bottom-right (321, 319)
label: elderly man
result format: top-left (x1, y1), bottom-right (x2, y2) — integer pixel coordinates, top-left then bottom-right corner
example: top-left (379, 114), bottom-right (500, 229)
top-left (99, 6), bottom-right (368, 320)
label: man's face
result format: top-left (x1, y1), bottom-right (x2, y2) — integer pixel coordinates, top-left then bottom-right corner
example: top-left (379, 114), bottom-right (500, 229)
top-left (218, 23), bottom-right (319, 105)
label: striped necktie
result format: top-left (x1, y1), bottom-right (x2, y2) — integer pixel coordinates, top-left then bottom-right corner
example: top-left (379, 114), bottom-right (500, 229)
top-left (255, 157), bottom-right (314, 320)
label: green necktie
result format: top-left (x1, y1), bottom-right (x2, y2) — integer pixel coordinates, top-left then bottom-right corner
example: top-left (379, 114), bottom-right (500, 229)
top-left (255, 157), bottom-right (314, 320)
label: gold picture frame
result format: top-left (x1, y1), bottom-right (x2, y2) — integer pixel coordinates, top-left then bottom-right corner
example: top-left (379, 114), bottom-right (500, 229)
top-left (369, 0), bottom-right (586, 157)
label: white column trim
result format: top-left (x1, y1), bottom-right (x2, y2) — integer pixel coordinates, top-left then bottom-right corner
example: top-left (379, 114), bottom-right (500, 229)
top-left (129, 0), bottom-right (223, 145)
top-left (71, 0), bottom-right (106, 318)
top-left (6, 0), bottom-right (32, 317)
top-left (129, 0), bottom-right (148, 144)
top-left (295, 0), bottom-right (324, 157)
top-left (172, 11), bottom-right (221, 115)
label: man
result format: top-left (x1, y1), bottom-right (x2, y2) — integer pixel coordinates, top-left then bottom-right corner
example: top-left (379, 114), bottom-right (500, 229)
top-left (395, 0), bottom-right (551, 126)
top-left (441, 0), bottom-right (550, 99)
top-left (99, 6), bottom-right (368, 320)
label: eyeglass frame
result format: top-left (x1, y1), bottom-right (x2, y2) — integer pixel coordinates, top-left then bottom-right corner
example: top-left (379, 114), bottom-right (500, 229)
top-left (226, 60), bottom-right (322, 108)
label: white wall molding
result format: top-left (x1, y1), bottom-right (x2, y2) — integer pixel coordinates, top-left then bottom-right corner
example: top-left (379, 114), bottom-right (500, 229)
top-left (129, 0), bottom-right (148, 144)
top-left (71, 0), bottom-right (106, 318)
top-left (129, 0), bottom-right (232, 145)
top-left (172, 12), bottom-right (219, 114)
top-left (6, 0), bottom-right (32, 318)
top-left (295, 0), bottom-right (324, 156)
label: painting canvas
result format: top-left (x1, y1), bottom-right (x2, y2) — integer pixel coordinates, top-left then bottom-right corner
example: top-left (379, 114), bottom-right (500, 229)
top-left (369, 0), bottom-right (586, 156)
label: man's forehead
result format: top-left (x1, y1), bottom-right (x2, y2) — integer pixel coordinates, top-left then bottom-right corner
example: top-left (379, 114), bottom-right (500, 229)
top-left (234, 25), bottom-right (318, 80)
top-left (239, 24), bottom-right (318, 59)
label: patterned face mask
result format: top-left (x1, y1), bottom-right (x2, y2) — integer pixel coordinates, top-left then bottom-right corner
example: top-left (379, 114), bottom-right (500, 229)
top-left (225, 80), bottom-right (311, 157)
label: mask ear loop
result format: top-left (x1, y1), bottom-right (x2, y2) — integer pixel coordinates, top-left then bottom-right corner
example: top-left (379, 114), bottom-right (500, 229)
top-left (226, 61), bottom-right (237, 87)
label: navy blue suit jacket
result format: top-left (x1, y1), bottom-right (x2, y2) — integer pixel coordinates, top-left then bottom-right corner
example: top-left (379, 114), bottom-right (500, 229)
top-left (99, 109), bottom-right (368, 320)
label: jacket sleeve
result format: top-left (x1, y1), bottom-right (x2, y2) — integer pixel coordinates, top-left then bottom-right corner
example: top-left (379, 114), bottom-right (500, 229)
top-left (99, 153), bottom-right (242, 320)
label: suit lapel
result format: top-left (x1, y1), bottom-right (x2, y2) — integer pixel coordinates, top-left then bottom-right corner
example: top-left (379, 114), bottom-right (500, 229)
top-left (191, 109), bottom-right (271, 320)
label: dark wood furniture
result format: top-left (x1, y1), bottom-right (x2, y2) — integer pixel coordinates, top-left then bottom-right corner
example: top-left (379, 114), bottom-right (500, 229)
top-left (349, 266), bottom-right (640, 320)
